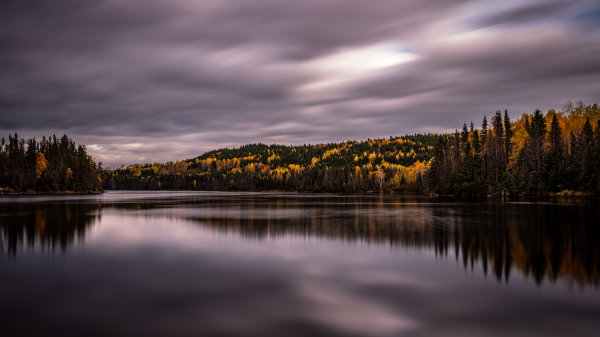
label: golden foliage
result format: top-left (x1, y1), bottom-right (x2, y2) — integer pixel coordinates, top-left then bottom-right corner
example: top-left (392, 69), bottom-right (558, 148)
top-left (289, 164), bottom-right (303, 172)
top-left (35, 152), bottom-right (47, 179)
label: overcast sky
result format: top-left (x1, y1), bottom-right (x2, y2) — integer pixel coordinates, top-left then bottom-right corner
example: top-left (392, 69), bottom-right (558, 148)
top-left (1, 0), bottom-right (599, 166)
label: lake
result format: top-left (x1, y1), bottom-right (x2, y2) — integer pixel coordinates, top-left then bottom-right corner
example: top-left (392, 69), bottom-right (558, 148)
top-left (1, 191), bottom-right (599, 336)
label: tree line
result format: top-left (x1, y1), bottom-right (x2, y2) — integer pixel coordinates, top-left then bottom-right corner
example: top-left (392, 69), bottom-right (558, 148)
top-left (428, 101), bottom-right (600, 196)
top-left (6, 101), bottom-right (597, 196)
top-left (0, 134), bottom-right (102, 193)
top-left (101, 134), bottom-right (436, 193)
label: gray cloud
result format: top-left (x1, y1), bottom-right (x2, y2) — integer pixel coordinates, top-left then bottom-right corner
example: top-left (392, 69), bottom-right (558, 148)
top-left (1, 0), bottom-right (599, 165)
top-left (470, 1), bottom-right (568, 28)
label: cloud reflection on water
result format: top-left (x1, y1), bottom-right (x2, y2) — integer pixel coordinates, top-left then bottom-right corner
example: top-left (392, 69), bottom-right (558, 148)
top-left (1, 192), bottom-right (600, 336)
top-left (1, 192), bottom-right (599, 289)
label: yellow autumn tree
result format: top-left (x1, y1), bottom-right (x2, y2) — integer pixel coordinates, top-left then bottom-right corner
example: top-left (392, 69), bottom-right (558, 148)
top-left (368, 170), bottom-right (385, 190)
top-left (35, 152), bottom-right (47, 179)
top-left (508, 113), bottom-right (530, 170)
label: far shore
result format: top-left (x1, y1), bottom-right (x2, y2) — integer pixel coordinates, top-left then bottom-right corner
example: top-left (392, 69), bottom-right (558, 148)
top-left (1, 189), bottom-right (598, 199)
top-left (0, 190), bottom-right (104, 196)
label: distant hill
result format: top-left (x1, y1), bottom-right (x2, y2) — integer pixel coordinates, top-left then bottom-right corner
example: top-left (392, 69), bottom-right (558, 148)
top-left (187, 134), bottom-right (435, 170)
top-left (101, 134), bottom-right (436, 193)
top-left (99, 102), bottom-right (600, 196)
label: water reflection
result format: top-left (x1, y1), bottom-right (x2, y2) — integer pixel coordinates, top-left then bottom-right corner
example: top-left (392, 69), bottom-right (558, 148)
top-left (1, 193), bottom-right (598, 288)
top-left (0, 201), bottom-right (100, 256)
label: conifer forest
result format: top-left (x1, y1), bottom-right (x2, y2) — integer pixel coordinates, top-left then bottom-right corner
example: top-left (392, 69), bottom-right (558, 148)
top-left (1, 101), bottom-right (599, 196)
top-left (0, 134), bottom-right (102, 193)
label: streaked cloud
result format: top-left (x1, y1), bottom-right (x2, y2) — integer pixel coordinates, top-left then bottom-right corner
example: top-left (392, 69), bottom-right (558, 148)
top-left (1, 0), bottom-right (599, 166)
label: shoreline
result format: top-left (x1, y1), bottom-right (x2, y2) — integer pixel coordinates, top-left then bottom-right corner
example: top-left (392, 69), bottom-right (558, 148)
top-left (0, 190), bottom-right (105, 196)
top-left (2, 189), bottom-right (597, 199)
top-left (109, 189), bottom-right (600, 199)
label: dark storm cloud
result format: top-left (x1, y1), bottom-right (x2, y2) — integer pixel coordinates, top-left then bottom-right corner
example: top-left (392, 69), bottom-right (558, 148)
top-left (0, 0), bottom-right (599, 165)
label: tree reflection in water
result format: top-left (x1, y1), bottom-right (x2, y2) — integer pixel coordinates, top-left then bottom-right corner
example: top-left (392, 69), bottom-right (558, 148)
top-left (1, 194), bottom-right (598, 288)
top-left (0, 202), bottom-right (100, 256)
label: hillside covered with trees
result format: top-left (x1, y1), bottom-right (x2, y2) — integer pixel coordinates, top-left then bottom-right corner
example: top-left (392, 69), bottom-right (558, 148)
top-left (0, 134), bottom-right (103, 193)
top-left (101, 134), bottom-right (435, 193)
top-left (4, 101), bottom-right (598, 196)
top-left (102, 101), bottom-right (600, 197)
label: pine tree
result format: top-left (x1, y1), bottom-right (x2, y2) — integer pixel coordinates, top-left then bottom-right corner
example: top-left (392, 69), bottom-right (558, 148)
top-left (582, 118), bottom-right (593, 145)
top-left (471, 122), bottom-right (481, 183)
top-left (531, 109), bottom-right (547, 172)
top-left (428, 135), bottom-right (446, 191)
top-left (481, 116), bottom-right (488, 182)
top-left (461, 123), bottom-right (469, 153)
top-left (0, 133), bottom-right (100, 192)
top-left (581, 144), bottom-right (595, 192)
top-left (547, 113), bottom-right (563, 171)
top-left (491, 111), bottom-right (504, 182)
top-left (503, 110), bottom-right (512, 169)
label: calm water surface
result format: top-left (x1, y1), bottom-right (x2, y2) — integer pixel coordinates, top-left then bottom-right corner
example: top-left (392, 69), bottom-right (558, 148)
top-left (1, 192), bottom-right (599, 336)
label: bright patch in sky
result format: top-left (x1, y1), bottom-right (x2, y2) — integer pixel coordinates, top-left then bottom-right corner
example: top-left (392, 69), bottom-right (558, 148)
top-left (297, 45), bottom-right (420, 99)
top-left (313, 46), bottom-right (420, 74)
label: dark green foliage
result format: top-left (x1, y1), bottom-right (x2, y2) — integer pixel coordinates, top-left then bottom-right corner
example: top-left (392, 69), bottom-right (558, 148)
top-left (0, 134), bottom-right (102, 192)
top-left (188, 134), bottom-right (436, 169)
top-left (582, 118), bottom-right (593, 145)
top-left (548, 113), bottom-right (563, 171)
top-left (428, 108), bottom-right (600, 196)
top-left (504, 110), bottom-right (512, 168)
top-left (89, 104), bottom-right (600, 197)
top-left (101, 134), bottom-right (438, 193)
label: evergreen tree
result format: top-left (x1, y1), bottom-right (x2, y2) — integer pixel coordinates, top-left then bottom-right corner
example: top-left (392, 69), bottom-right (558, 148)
top-left (548, 113), bottom-right (563, 171)
top-left (582, 118), bottom-right (593, 145)
top-left (0, 134), bottom-right (101, 193)
top-left (503, 110), bottom-right (512, 169)
top-left (461, 123), bottom-right (469, 153)
top-left (481, 116), bottom-right (488, 182)
top-left (530, 109), bottom-right (547, 172)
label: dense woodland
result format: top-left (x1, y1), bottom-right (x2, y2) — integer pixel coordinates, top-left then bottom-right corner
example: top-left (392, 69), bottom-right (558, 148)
top-left (102, 101), bottom-right (600, 196)
top-left (428, 101), bottom-right (600, 196)
top-left (2, 101), bottom-right (599, 196)
top-left (0, 134), bottom-right (102, 193)
top-left (101, 134), bottom-right (436, 193)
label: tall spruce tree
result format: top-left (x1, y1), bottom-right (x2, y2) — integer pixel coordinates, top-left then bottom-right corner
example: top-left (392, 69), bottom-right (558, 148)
top-left (530, 109), bottom-right (547, 172)
top-left (503, 110), bottom-right (512, 169)
top-left (481, 116), bottom-right (488, 182)
top-left (548, 112), bottom-right (563, 171)
top-left (582, 118), bottom-right (593, 145)
top-left (461, 123), bottom-right (469, 153)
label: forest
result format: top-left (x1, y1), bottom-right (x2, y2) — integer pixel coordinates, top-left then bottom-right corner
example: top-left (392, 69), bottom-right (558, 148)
top-left (2, 101), bottom-right (599, 196)
top-left (428, 101), bottom-right (600, 196)
top-left (101, 134), bottom-right (435, 193)
top-left (0, 134), bottom-right (102, 193)
top-left (101, 101), bottom-right (600, 196)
